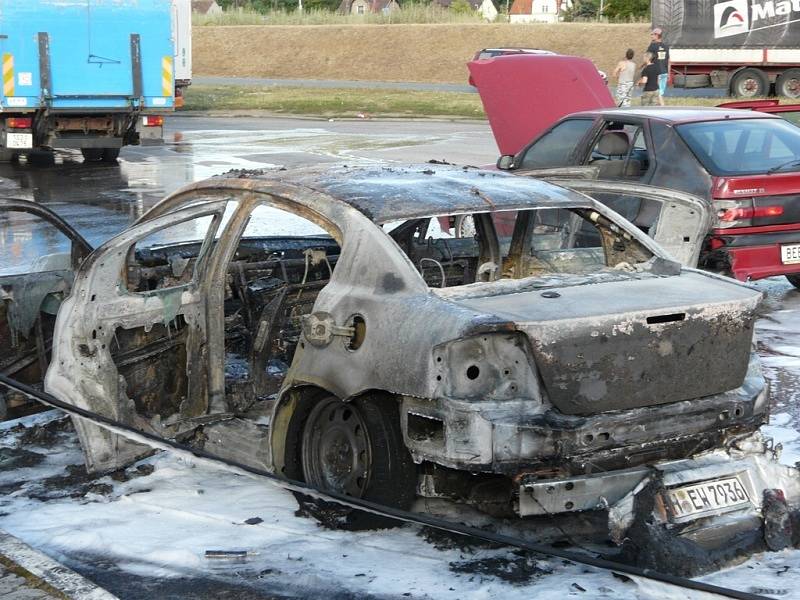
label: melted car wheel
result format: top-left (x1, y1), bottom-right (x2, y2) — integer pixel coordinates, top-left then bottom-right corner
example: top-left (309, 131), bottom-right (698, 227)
top-left (299, 394), bottom-right (417, 529)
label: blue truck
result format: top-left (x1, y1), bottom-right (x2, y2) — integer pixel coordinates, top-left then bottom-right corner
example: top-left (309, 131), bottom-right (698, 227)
top-left (0, 0), bottom-right (176, 162)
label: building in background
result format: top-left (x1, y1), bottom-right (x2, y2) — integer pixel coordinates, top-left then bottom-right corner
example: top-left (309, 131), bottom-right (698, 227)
top-left (191, 0), bottom-right (223, 15)
top-left (509, 0), bottom-right (559, 22)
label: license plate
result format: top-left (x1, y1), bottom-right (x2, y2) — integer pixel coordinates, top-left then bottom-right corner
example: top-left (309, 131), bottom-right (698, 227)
top-left (6, 132), bottom-right (32, 149)
top-left (663, 476), bottom-right (750, 522)
top-left (782, 243), bottom-right (800, 265)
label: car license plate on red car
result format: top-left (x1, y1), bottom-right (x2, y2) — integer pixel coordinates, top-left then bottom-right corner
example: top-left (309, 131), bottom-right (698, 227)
top-left (663, 476), bottom-right (751, 522)
top-left (782, 243), bottom-right (800, 265)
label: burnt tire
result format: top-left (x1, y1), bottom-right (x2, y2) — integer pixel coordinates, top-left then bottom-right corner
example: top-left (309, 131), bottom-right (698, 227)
top-left (731, 68), bottom-right (769, 98)
top-left (294, 394), bottom-right (417, 530)
top-left (81, 148), bottom-right (104, 162)
top-left (101, 148), bottom-right (120, 162)
top-left (787, 274), bottom-right (800, 289)
top-left (777, 69), bottom-right (800, 99)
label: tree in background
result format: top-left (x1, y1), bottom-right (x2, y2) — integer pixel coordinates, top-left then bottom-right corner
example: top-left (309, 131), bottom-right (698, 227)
top-left (449, 0), bottom-right (476, 14)
top-left (562, 0), bottom-right (600, 20)
top-left (602, 0), bottom-right (648, 19)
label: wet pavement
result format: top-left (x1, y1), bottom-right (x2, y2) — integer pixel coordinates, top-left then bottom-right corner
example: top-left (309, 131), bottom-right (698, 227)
top-left (0, 116), bottom-right (495, 274)
top-left (1, 115), bottom-right (799, 599)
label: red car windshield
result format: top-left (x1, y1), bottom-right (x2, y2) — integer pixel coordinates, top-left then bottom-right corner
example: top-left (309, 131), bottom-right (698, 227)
top-left (677, 119), bottom-right (800, 176)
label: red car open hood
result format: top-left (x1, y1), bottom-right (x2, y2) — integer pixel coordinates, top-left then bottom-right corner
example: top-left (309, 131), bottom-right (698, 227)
top-left (468, 54), bottom-right (615, 156)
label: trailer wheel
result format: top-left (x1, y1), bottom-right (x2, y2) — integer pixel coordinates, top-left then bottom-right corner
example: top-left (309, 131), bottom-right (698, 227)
top-left (731, 69), bottom-right (769, 98)
top-left (777, 69), bottom-right (800, 99)
top-left (81, 148), bottom-right (104, 162)
top-left (101, 148), bottom-right (120, 162)
top-left (298, 394), bottom-right (417, 530)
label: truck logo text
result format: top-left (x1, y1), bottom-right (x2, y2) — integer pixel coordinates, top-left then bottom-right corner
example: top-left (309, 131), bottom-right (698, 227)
top-left (714, 0), bottom-right (800, 38)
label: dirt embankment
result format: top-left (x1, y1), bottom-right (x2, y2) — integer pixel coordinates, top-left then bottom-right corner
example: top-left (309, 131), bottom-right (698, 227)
top-left (193, 23), bottom-right (650, 84)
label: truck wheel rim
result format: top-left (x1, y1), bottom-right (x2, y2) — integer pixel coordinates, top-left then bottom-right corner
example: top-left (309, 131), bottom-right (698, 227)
top-left (738, 78), bottom-right (760, 97)
top-left (302, 398), bottom-right (372, 497)
top-left (785, 78), bottom-right (800, 99)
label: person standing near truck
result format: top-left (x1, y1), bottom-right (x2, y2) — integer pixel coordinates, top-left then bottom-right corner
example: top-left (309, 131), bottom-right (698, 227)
top-left (613, 49), bottom-right (637, 107)
top-left (638, 52), bottom-right (660, 106)
top-left (646, 27), bottom-right (669, 106)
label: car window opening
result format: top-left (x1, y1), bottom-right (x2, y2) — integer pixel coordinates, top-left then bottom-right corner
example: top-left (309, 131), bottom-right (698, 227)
top-left (389, 207), bottom-right (654, 290)
top-left (587, 122), bottom-right (651, 180)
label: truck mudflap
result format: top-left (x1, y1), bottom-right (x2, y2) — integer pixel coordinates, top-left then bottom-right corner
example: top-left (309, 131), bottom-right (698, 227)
top-left (521, 431), bottom-right (800, 575)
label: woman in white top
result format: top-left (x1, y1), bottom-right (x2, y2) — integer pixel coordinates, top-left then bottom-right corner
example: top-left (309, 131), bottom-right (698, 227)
top-left (613, 49), bottom-right (636, 108)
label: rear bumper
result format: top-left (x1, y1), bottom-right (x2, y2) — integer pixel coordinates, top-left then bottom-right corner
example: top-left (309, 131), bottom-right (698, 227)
top-left (706, 229), bottom-right (800, 281)
top-left (402, 353), bottom-right (768, 474)
top-left (521, 432), bottom-right (800, 575)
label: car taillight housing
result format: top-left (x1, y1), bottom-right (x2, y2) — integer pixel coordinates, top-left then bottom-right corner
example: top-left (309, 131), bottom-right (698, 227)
top-left (6, 117), bottom-right (32, 129)
top-left (142, 115), bottom-right (164, 127)
top-left (714, 198), bottom-right (784, 228)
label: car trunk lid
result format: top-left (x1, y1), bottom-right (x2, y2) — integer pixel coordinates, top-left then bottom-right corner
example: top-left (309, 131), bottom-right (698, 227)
top-left (444, 272), bottom-right (761, 415)
top-left (468, 54), bottom-right (615, 156)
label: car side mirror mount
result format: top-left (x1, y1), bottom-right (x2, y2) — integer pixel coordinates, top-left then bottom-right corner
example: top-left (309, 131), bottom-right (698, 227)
top-left (497, 155), bottom-right (514, 170)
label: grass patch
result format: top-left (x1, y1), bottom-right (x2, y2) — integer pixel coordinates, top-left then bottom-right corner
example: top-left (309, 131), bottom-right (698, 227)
top-left (193, 5), bottom-right (487, 26)
top-left (183, 85), bottom-right (790, 118)
top-left (183, 85), bottom-right (486, 118)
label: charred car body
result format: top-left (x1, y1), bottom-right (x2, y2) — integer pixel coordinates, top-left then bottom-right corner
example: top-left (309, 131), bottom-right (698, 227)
top-left (3, 165), bottom-right (800, 571)
top-left (469, 54), bottom-right (800, 289)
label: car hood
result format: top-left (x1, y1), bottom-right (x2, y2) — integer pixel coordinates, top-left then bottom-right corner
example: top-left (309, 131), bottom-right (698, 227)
top-left (468, 54), bottom-right (615, 156)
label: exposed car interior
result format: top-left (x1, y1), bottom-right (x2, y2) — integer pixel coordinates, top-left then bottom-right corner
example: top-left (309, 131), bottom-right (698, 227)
top-left (389, 207), bottom-right (654, 289)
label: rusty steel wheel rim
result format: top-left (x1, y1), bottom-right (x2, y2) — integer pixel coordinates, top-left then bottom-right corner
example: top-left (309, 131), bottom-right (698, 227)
top-left (302, 398), bottom-right (372, 498)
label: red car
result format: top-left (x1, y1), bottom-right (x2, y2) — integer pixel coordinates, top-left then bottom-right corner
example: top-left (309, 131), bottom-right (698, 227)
top-left (469, 54), bottom-right (800, 288)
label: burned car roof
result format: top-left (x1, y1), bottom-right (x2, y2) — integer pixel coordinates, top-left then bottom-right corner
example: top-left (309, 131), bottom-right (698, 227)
top-left (212, 164), bottom-right (593, 224)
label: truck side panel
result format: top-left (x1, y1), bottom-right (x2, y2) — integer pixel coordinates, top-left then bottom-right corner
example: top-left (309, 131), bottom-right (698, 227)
top-left (0, 0), bottom-right (174, 112)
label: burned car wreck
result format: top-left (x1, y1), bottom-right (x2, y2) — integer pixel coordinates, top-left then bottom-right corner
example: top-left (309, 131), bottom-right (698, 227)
top-left (5, 164), bottom-right (800, 573)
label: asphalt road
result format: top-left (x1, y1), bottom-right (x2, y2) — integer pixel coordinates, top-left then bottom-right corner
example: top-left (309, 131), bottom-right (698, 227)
top-left (0, 116), bottom-right (497, 262)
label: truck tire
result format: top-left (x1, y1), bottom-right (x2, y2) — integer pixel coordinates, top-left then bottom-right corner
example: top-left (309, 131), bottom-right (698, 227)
top-left (777, 69), bottom-right (800, 99)
top-left (685, 74), bottom-right (711, 89)
top-left (731, 69), bottom-right (769, 98)
top-left (101, 148), bottom-right (120, 162)
top-left (81, 148), bottom-right (104, 162)
top-left (0, 150), bottom-right (19, 163)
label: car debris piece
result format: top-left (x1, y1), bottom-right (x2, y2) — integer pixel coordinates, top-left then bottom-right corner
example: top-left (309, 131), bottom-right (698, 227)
top-left (2, 163), bottom-right (798, 574)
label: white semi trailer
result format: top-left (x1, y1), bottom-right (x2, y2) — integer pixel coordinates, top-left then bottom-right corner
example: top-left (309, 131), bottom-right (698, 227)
top-left (652, 0), bottom-right (800, 98)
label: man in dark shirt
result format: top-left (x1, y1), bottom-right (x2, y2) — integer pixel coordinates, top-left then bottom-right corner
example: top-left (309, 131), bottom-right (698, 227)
top-left (638, 52), bottom-right (660, 106)
top-left (646, 27), bottom-right (669, 106)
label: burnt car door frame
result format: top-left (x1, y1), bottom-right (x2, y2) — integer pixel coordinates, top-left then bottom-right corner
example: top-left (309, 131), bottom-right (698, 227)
top-left (545, 179), bottom-right (712, 267)
top-left (1, 199), bottom-right (92, 418)
top-left (45, 200), bottom-right (230, 472)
